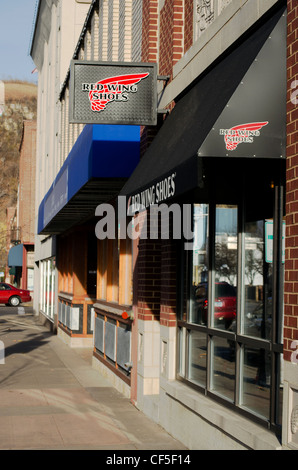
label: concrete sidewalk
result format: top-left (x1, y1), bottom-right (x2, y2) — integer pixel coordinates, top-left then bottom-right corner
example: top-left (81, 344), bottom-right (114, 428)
top-left (0, 307), bottom-right (187, 451)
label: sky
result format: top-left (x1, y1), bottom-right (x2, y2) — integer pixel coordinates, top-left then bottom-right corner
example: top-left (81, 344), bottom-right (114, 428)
top-left (0, 0), bottom-right (38, 83)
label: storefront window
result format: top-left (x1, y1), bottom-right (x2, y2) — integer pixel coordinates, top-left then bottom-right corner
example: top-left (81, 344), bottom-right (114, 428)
top-left (211, 336), bottom-right (235, 402)
top-left (187, 330), bottom-right (207, 387)
top-left (214, 205), bottom-right (238, 330)
top-left (40, 257), bottom-right (55, 319)
top-left (243, 220), bottom-right (272, 340)
top-left (27, 267), bottom-right (34, 291)
top-left (178, 200), bottom-right (284, 430)
top-left (189, 204), bottom-right (209, 325)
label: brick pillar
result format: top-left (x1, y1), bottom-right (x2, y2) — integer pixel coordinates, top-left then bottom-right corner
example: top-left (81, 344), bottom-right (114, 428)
top-left (281, 1), bottom-right (298, 449)
top-left (284, 0), bottom-right (298, 362)
top-left (135, 209), bottom-right (161, 410)
top-left (184, 0), bottom-right (193, 53)
top-left (140, 0), bottom-right (159, 157)
top-left (160, 237), bottom-right (177, 380)
top-left (160, 239), bottom-right (177, 329)
top-left (159, 0), bottom-right (184, 78)
top-left (137, 210), bottom-right (161, 322)
top-left (141, 0), bottom-right (158, 63)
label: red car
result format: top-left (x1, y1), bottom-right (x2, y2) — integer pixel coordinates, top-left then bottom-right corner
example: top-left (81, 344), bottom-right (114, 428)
top-left (0, 283), bottom-right (31, 306)
top-left (195, 282), bottom-right (236, 328)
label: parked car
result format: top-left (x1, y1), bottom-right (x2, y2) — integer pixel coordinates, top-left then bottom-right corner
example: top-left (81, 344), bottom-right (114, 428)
top-left (194, 281), bottom-right (236, 328)
top-left (0, 283), bottom-right (31, 306)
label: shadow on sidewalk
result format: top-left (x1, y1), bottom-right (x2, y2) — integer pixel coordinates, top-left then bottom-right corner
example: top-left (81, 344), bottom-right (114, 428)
top-left (0, 312), bottom-right (52, 359)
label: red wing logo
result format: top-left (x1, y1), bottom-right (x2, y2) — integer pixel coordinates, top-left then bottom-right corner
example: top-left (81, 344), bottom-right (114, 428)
top-left (82, 73), bottom-right (149, 112)
top-left (220, 122), bottom-right (269, 151)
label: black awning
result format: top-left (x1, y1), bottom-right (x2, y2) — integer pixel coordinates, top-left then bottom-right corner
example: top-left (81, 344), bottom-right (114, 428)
top-left (120, 5), bottom-right (286, 206)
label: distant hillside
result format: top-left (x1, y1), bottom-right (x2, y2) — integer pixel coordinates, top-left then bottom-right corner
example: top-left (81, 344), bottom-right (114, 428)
top-left (4, 81), bottom-right (38, 102)
top-left (0, 80), bottom-right (37, 267)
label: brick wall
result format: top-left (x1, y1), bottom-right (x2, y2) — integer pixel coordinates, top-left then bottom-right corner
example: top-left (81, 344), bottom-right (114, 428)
top-left (284, 0), bottom-right (298, 361)
top-left (141, 0), bottom-right (158, 63)
top-left (137, 1), bottom-right (188, 324)
top-left (184, 0), bottom-right (193, 53)
top-left (140, 0), bottom-right (187, 156)
top-left (160, 238), bottom-right (177, 327)
top-left (135, 205), bottom-right (178, 327)
top-left (159, 0), bottom-right (184, 77)
top-left (141, 0), bottom-right (191, 73)
top-left (140, 0), bottom-right (159, 157)
top-left (136, 210), bottom-right (161, 321)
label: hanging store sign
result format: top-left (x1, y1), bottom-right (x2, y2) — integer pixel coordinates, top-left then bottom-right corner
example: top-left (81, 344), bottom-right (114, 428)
top-left (69, 61), bottom-right (157, 126)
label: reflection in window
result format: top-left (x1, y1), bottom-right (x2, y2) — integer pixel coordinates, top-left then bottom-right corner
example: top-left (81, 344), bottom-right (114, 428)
top-left (188, 330), bottom-right (207, 387)
top-left (241, 346), bottom-right (271, 419)
top-left (214, 205), bottom-right (238, 330)
top-left (244, 220), bottom-right (272, 340)
top-left (211, 336), bottom-right (235, 402)
top-left (178, 327), bottom-right (185, 377)
top-left (189, 204), bottom-right (209, 324)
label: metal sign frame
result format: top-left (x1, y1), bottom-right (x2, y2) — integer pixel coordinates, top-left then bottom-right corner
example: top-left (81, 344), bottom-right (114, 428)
top-left (69, 60), bottom-right (157, 126)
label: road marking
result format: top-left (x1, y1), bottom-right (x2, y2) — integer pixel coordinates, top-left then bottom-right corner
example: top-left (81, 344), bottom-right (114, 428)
top-left (4, 319), bottom-right (43, 331)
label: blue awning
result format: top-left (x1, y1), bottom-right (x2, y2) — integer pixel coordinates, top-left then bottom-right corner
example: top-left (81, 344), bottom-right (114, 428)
top-left (38, 124), bottom-right (140, 234)
top-left (8, 244), bottom-right (23, 267)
